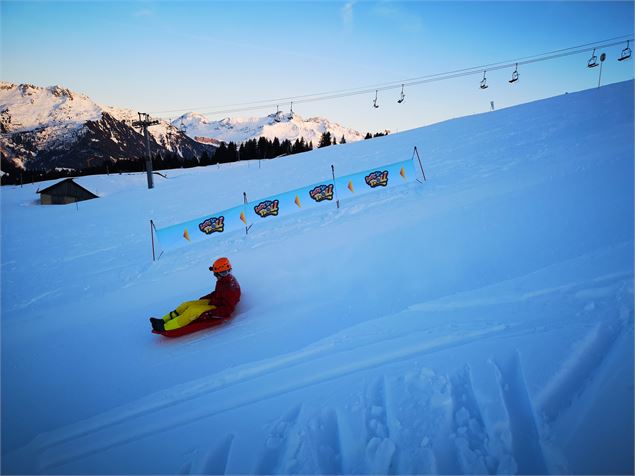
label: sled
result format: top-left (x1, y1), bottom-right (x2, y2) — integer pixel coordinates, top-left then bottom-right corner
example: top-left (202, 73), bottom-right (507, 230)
top-left (152, 317), bottom-right (231, 338)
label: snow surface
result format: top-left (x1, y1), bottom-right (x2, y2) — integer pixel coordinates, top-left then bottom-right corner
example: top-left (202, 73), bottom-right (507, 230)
top-left (1, 80), bottom-right (634, 475)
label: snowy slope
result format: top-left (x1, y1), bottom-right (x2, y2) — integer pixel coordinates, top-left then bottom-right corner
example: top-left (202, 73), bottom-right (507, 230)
top-left (174, 111), bottom-right (365, 145)
top-left (1, 81), bottom-right (633, 475)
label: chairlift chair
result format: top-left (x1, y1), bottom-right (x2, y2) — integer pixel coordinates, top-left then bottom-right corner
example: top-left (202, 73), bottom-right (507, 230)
top-left (587, 49), bottom-right (599, 68)
top-left (480, 71), bottom-right (488, 89)
top-left (618, 41), bottom-right (632, 61)
top-left (373, 90), bottom-right (379, 108)
top-left (397, 84), bottom-right (405, 103)
top-left (509, 63), bottom-right (519, 84)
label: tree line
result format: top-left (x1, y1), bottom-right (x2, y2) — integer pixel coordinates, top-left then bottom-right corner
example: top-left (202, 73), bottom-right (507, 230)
top-left (1, 131), bottom-right (389, 185)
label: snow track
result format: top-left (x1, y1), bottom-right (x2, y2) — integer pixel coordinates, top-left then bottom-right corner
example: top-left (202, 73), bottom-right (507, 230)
top-left (7, 261), bottom-right (633, 474)
top-left (31, 319), bottom-right (508, 471)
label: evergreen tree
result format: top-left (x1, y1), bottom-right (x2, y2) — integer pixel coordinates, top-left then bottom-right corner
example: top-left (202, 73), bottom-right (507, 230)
top-left (318, 131), bottom-right (332, 148)
top-left (227, 142), bottom-right (238, 163)
top-left (281, 139), bottom-right (292, 156)
top-left (340, 135), bottom-right (346, 144)
top-left (272, 137), bottom-right (281, 157)
top-left (243, 139), bottom-right (258, 160)
top-left (257, 136), bottom-right (269, 159)
top-left (200, 150), bottom-right (213, 166)
top-left (216, 142), bottom-right (227, 164)
top-left (364, 132), bottom-right (373, 140)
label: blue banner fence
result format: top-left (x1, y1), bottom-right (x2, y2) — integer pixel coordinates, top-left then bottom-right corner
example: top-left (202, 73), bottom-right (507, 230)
top-left (152, 150), bottom-right (425, 258)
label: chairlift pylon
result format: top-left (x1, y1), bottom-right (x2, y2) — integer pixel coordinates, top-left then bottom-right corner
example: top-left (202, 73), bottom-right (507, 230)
top-left (587, 48), bottom-right (599, 68)
top-left (397, 84), bottom-right (405, 103)
top-left (373, 90), bottom-right (379, 108)
top-left (480, 71), bottom-right (488, 89)
top-left (509, 63), bottom-right (519, 84)
top-left (618, 40), bottom-right (632, 61)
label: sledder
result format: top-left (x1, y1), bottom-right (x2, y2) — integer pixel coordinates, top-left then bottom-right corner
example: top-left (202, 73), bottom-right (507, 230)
top-left (150, 257), bottom-right (241, 336)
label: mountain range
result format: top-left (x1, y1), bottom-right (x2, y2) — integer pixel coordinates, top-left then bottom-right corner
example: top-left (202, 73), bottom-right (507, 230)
top-left (174, 110), bottom-right (365, 146)
top-left (0, 82), bottom-right (365, 172)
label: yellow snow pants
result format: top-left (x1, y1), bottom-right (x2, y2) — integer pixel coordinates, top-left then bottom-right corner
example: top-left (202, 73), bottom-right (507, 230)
top-left (162, 300), bottom-right (217, 331)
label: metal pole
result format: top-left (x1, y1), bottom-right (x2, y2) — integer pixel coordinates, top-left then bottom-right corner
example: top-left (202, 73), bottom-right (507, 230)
top-left (243, 192), bottom-right (249, 235)
top-left (331, 164), bottom-right (340, 209)
top-left (143, 120), bottom-right (154, 189)
top-left (133, 112), bottom-right (159, 190)
top-left (150, 220), bottom-right (156, 261)
top-left (413, 146), bottom-right (426, 181)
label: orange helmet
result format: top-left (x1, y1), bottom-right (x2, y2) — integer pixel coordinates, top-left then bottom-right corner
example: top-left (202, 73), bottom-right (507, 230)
top-left (211, 257), bottom-right (232, 273)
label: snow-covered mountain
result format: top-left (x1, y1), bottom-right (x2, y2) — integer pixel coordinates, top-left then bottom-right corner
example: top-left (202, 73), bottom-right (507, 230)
top-left (174, 110), bottom-right (365, 145)
top-left (0, 82), bottom-right (215, 171)
top-left (0, 82), bottom-right (367, 172)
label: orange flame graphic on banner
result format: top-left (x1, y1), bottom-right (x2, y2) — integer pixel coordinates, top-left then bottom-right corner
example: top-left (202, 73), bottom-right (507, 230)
top-left (400, 166), bottom-right (406, 179)
top-left (183, 229), bottom-right (191, 241)
top-left (348, 181), bottom-right (355, 193)
top-left (294, 195), bottom-right (301, 207)
top-left (240, 211), bottom-right (247, 225)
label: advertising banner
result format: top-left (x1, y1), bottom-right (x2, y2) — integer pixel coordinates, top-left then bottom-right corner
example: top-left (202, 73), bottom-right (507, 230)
top-left (154, 158), bottom-right (417, 252)
top-left (154, 204), bottom-right (247, 250)
top-left (246, 179), bottom-right (337, 224)
top-left (335, 158), bottom-right (416, 200)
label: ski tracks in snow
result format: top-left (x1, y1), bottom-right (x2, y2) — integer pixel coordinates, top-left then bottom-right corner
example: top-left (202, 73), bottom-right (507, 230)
top-left (17, 267), bottom-right (633, 474)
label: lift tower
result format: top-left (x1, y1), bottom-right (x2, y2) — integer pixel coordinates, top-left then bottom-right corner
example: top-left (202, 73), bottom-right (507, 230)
top-left (133, 112), bottom-right (160, 189)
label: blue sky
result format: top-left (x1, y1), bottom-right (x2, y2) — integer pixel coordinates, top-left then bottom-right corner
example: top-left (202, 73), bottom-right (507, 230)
top-left (2, 1), bottom-right (634, 133)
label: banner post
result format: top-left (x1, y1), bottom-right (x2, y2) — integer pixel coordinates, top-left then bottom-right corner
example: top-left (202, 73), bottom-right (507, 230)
top-left (413, 146), bottom-right (426, 181)
top-left (150, 219), bottom-right (156, 261)
top-left (243, 192), bottom-right (249, 235)
top-left (331, 164), bottom-right (340, 209)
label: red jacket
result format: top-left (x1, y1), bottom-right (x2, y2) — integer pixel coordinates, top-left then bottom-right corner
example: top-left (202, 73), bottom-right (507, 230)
top-left (199, 273), bottom-right (241, 319)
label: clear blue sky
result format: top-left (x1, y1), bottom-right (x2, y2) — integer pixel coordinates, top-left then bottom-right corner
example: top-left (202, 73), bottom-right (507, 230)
top-left (2, 1), bottom-right (634, 133)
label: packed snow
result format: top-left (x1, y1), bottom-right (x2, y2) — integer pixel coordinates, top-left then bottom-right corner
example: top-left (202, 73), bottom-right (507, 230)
top-left (1, 80), bottom-right (633, 475)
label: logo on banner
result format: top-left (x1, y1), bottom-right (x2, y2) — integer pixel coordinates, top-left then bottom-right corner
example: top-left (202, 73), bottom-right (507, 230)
top-left (199, 216), bottom-right (225, 234)
top-left (254, 199), bottom-right (280, 218)
top-left (309, 184), bottom-right (334, 202)
top-left (365, 170), bottom-right (389, 188)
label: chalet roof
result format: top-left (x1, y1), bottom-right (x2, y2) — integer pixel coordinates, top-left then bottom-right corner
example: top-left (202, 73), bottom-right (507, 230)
top-left (37, 178), bottom-right (99, 198)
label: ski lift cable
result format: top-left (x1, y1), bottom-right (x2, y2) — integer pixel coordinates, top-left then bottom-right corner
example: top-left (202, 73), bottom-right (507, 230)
top-left (151, 34), bottom-right (634, 115)
top-left (151, 35), bottom-right (633, 119)
top-left (184, 39), bottom-right (632, 116)
top-left (155, 37), bottom-right (634, 119)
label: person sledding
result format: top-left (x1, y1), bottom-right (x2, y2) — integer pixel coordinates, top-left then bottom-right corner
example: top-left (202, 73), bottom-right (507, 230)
top-left (150, 257), bottom-right (241, 334)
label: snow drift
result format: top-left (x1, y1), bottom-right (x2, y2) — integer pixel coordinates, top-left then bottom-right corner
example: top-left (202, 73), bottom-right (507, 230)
top-left (1, 80), bottom-right (633, 475)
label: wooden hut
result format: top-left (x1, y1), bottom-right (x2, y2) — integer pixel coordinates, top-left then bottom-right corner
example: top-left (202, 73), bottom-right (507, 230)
top-left (37, 178), bottom-right (98, 205)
